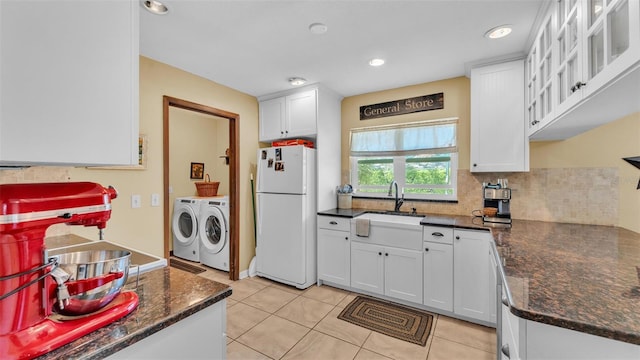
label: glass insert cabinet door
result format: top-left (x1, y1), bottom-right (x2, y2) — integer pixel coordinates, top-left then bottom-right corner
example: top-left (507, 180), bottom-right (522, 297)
top-left (556, 0), bottom-right (582, 114)
top-left (586, 0), bottom-right (630, 80)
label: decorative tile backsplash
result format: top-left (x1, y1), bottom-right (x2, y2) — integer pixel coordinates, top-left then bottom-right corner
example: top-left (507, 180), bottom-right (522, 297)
top-left (1, 166), bottom-right (620, 230)
top-left (0, 166), bottom-right (72, 236)
top-left (353, 167), bottom-right (619, 226)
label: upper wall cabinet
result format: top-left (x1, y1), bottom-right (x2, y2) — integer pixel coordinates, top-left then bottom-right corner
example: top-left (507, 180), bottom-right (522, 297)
top-left (0, 1), bottom-right (139, 166)
top-left (529, 0), bottom-right (640, 140)
top-left (470, 59), bottom-right (529, 172)
top-left (259, 89), bottom-right (317, 142)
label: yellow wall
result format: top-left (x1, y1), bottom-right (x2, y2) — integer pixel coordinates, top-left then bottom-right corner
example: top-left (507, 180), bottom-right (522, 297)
top-left (70, 56), bottom-right (259, 272)
top-left (530, 112), bottom-right (640, 232)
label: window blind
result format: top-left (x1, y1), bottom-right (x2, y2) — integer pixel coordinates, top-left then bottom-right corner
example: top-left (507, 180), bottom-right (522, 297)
top-left (350, 119), bottom-right (457, 156)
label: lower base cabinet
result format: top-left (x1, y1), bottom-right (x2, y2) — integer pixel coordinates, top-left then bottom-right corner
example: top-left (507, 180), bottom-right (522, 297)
top-left (500, 300), bottom-right (640, 360)
top-left (453, 229), bottom-right (495, 324)
top-left (351, 241), bottom-right (423, 304)
top-left (423, 242), bottom-right (453, 312)
top-left (106, 300), bottom-right (226, 359)
top-left (317, 226), bottom-right (350, 287)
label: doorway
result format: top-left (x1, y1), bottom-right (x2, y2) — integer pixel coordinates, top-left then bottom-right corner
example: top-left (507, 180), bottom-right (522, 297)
top-left (163, 96), bottom-right (240, 280)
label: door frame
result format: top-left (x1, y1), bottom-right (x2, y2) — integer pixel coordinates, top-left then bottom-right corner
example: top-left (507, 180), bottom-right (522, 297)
top-left (163, 96), bottom-right (240, 280)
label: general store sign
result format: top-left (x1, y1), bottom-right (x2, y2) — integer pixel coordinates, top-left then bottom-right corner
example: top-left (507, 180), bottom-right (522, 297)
top-left (360, 92), bottom-right (444, 120)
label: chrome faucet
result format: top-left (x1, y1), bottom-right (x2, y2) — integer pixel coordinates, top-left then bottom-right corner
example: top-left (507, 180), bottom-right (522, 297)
top-left (388, 180), bottom-right (404, 212)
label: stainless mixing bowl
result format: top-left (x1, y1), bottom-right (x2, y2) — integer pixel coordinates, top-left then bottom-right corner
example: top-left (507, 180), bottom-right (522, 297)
top-left (50, 250), bottom-right (131, 316)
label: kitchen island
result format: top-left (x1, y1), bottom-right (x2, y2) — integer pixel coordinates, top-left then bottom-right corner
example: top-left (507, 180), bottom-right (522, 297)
top-left (318, 208), bottom-right (640, 350)
top-left (36, 255), bottom-right (231, 359)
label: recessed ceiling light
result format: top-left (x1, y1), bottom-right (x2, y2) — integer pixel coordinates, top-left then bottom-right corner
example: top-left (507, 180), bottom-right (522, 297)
top-left (309, 23), bottom-right (328, 35)
top-left (369, 58), bottom-right (385, 67)
top-left (288, 77), bottom-right (307, 86)
top-left (485, 25), bottom-right (512, 39)
top-left (142, 0), bottom-right (169, 15)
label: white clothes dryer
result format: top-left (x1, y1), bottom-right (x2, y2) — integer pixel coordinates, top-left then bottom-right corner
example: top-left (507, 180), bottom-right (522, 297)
top-left (172, 197), bottom-right (200, 262)
top-left (198, 196), bottom-right (230, 271)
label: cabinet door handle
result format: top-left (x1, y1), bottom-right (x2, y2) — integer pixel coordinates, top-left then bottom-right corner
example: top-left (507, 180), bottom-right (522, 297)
top-left (329, 221), bottom-right (338, 225)
top-left (570, 81), bottom-right (586, 93)
top-left (431, 232), bottom-right (444, 237)
top-left (501, 344), bottom-right (510, 358)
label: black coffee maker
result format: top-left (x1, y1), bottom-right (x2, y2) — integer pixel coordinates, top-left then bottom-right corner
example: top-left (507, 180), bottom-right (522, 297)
top-left (482, 180), bottom-right (512, 224)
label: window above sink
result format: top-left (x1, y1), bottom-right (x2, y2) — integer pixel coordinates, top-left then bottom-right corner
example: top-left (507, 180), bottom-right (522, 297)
top-left (349, 118), bottom-right (458, 201)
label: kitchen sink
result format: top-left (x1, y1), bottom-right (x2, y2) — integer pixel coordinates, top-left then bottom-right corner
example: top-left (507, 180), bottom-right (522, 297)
top-left (355, 212), bottom-right (424, 226)
top-left (366, 210), bottom-right (425, 218)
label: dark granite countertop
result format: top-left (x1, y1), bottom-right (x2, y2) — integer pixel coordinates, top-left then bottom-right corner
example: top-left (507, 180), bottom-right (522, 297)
top-left (492, 220), bottom-right (640, 345)
top-left (318, 208), bottom-right (640, 345)
top-left (37, 267), bottom-right (232, 359)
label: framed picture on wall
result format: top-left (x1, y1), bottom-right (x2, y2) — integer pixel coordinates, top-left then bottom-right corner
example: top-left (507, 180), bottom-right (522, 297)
top-left (190, 162), bottom-right (204, 179)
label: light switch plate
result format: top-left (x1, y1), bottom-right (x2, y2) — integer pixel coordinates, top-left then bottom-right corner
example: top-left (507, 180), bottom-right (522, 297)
top-left (131, 194), bottom-right (141, 208)
top-left (151, 193), bottom-right (160, 207)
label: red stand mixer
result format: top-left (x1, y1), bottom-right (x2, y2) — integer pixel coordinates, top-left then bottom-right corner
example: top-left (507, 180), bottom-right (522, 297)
top-left (0, 182), bottom-right (139, 359)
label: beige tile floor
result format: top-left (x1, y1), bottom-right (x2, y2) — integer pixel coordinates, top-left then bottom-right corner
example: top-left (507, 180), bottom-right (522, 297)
top-left (195, 264), bottom-right (496, 360)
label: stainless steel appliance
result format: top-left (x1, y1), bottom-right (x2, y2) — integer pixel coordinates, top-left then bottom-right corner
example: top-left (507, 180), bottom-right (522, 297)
top-left (482, 182), bottom-right (512, 224)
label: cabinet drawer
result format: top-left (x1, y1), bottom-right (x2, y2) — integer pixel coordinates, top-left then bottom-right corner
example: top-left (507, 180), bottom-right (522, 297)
top-left (423, 226), bottom-right (454, 244)
top-left (318, 216), bottom-right (350, 231)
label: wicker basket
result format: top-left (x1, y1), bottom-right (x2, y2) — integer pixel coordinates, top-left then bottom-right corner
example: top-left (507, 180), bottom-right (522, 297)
top-left (195, 174), bottom-right (219, 197)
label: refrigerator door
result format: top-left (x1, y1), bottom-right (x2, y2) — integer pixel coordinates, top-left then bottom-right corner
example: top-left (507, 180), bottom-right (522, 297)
top-left (257, 146), bottom-right (309, 195)
top-left (256, 192), bottom-right (306, 285)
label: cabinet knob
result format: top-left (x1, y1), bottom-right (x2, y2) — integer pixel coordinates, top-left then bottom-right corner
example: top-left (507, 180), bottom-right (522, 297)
top-left (285, 130), bottom-right (289, 134)
top-left (473, 163), bottom-right (477, 167)
top-left (329, 221), bottom-right (338, 225)
top-left (378, 252), bottom-right (382, 256)
top-left (570, 81), bottom-right (586, 93)
top-left (501, 344), bottom-right (510, 358)
top-left (425, 248), bottom-right (429, 252)
top-left (385, 253), bottom-right (388, 256)
top-left (455, 236), bottom-right (460, 240)
top-left (280, 131), bottom-right (284, 134)
top-left (345, 236), bottom-right (349, 240)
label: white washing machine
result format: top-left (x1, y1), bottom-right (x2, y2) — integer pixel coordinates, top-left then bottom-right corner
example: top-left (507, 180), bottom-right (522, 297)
top-left (198, 196), bottom-right (230, 271)
top-left (172, 197), bottom-right (200, 262)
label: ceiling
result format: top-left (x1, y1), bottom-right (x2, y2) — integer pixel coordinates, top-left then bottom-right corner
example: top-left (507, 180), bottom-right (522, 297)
top-left (140, 0), bottom-right (547, 98)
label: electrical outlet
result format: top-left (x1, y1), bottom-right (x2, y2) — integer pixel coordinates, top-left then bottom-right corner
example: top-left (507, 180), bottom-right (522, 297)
top-left (131, 194), bottom-right (141, 208)
top-left (151, 193), bottom-right (160, 207)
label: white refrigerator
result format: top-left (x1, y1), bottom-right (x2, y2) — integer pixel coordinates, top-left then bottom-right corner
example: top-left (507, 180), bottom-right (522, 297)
top-left (256, 145), bottom-right (317, 289)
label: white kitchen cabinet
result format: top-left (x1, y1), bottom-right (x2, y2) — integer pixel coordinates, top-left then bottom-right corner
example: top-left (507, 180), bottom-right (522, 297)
top-left (317, 215), bottom-right (350, 287)
top-left (106, 300), bottom-right (226, 359)
top-left (384, 246), bottom-right (423, 304)
top-left (259, 89), bottom-right (317, 142)
top-left (350, 241), bottom-right (423, 304)
top-left (530, 0), bottom-right (640, 140)
top-left (423, 241), bottom-right (453, 312)
top-left (526, 9), bottom-right (556, 134)
top-left (0, 0), bottom-right (139, 166)
top-left (453, 229), bottom-right (495, 323)
top-left (470, 59), bottom-right (529, 172)
top-left (350, 241), bottom-right (385, 295)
